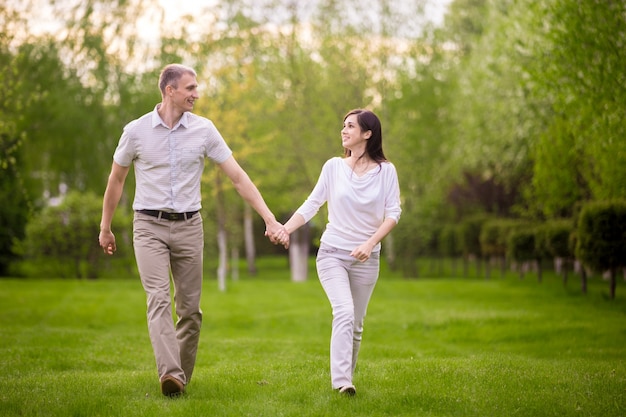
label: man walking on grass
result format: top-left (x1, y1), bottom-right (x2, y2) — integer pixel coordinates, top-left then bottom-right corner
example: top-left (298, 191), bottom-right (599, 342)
top-left (98, 63), bottom-right (285, 397)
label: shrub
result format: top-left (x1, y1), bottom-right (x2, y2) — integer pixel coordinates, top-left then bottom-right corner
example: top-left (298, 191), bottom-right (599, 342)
top-left (576, 200), bottom-right (626, 299)
top-left (536, 219), bottom-right (575, 286)
top-left (17, 191), bottom-right (132, 279)
top-left (480, 218), bottom-right (520, 259)
top-left (541, 219), bottom-right (574, 259)
top-left (458, 214), bottom-right (489, 258)
top-left (439, 224), bottom-right (461, 258)
top-left (507, 228), bottom-right (537, 263)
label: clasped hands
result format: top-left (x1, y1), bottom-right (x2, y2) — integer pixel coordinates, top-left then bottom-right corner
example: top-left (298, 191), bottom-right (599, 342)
top-left (265, 222), bottom-right (373, 262)
top-left (265, 223), bottom-right (290, 249)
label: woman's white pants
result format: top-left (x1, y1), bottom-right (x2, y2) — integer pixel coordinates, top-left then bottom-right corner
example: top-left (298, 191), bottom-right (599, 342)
top-left (316, 243), bottom-right (380, 389)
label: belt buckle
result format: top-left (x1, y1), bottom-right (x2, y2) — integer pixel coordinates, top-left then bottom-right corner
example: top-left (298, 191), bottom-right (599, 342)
top-left (169, 213), bottom-right (180, 220)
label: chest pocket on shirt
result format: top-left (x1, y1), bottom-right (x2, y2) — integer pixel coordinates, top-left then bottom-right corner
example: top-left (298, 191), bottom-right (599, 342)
top-left (178, 147), bottom-right (204, 173)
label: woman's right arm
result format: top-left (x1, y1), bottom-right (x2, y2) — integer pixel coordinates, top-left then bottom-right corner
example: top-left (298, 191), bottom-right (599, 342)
top-left (280, 159), bottom-right (332, 243)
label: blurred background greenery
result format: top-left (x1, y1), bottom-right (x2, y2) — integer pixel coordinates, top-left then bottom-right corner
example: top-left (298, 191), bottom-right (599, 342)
top-left (1, 0), bottom-right (624, 290)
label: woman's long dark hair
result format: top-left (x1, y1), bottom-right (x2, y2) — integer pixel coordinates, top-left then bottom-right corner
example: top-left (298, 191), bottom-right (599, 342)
top-left (343, 109), bottom-right (387, 165)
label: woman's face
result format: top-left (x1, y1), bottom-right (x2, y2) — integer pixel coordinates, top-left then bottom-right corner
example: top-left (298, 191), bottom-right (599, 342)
top-left (341, 114), bottom-right (371, 151)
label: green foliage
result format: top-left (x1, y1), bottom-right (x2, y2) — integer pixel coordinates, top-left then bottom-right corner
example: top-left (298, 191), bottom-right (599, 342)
top-left (537, 219), bottom-right (574, 260)
top-left (507, 226), bottom-right (538, 263)
top-left (458, 214), bottom-right (489, 257)
top-left (439, 224), bottom-right (461, 257)
top-left (15, 40), bottom-right (116, 197)
top-left (0, 162), bottom-right (30, 275)
top-left (479, 218), bottom-right (520, 259)
top-left (17, 191), bottom-right (132, 278)
top-left (444, 0), bottom-right (542, 208)
top-left (529, 118), bottom-right (587, 218)
top-left (576, 200), bottom-right (626, 273)
top-left (392, 216), bottom-right (422, 277)
top-left (527, 0), bottom-right (626, 214)
top-left (3, 0), bottom-right (626, 275)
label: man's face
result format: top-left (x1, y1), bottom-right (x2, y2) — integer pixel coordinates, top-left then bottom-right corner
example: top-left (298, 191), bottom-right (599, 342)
top-left (168, 73), bottom-right (199, 112)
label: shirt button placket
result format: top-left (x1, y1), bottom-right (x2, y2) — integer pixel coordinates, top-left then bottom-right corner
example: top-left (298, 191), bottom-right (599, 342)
top-left (169, 130), bottom-right (176, 210)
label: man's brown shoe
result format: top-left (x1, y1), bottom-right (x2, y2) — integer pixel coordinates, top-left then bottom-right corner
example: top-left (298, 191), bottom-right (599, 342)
top-left (161, 375), bottom-right (185, 397)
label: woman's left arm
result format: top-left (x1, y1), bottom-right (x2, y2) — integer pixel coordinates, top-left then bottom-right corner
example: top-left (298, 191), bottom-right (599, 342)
top-left (351, 164), bottom-right (402, 262)
top-left (350, 218), bottom-right (398, 262)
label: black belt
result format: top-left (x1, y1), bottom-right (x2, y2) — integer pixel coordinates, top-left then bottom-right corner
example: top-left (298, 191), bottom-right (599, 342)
top-left (137, 210), bottom-right (198, 221)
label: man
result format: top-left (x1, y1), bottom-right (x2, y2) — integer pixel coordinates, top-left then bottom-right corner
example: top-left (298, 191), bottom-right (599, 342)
top-left (98, 63), bottom-right (284, 397)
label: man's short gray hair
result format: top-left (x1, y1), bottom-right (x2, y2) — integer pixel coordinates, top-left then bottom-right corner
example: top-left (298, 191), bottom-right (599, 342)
top-left (158, 64), bottom-right (197, 95)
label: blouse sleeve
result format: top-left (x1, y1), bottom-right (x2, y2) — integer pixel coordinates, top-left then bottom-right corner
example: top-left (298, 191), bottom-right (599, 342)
top-left (384, 163), bottom-right (402, 223)
top-left (295, 159), bottom-right (332, 223)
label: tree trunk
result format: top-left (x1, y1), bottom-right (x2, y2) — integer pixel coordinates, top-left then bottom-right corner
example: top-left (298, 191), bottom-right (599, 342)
top-left (289, 223), bottom-right (309, 282)
top-left (216, 172), bottom-right (227, 292)
top-left (385, 233), bottom-right (395, 270)
top-left (231, 246), bottom-right (239, 281)
top-left (536, 259), bottom-right (542, 283)
top-left (217, 227), bottom-right (227, 292)
top-left (575, 259), bottom-right (587, 294)
top-left (609, 268), bottom-right (616, 300)
top-left (243, 204), bottom-right (257, 276)
top-left (463, 256), bottom-right (469, 278)
top-left (485, 257), bottom-right (491, 280)
top-left (562, 258), bottom-right (569, 286)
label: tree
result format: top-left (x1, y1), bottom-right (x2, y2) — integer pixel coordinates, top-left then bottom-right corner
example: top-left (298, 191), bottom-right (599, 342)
top-left (0, 10), bottom-right (32, 275)
top-left (458, 214), bottom-right (488, 278)
top-left (539, 219), bottom-right (574, 286)
top-left (527, 0), bottom-right (626, 215)
top-left (507, 226), bottom-right (540, 281)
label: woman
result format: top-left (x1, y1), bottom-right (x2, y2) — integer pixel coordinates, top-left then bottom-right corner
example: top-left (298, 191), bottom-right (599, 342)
top-left (277, 109), bottom-right (401, 395)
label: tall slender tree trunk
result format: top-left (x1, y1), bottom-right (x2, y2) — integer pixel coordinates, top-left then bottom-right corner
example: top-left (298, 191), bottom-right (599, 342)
top-left (231, 246), bottom-right (239, 281)
top-left (463, 255), bottom-right (469, 278)
top-left (609, 268), bottom-right (616, 300)
top-left (575, 260), bottom-right (587, 294)
top-left (536, 259), bottom-right (542, 283)
top-left (217, 227), bottom-right (227, 292)
top-left (216, 172), bottom-right (227, 292)
top-left (384, 233), bottom-right (395, 270)
top-left (243, 204), bottom-right (257, 276)
top-left (289, 223), bottom-right (309, 282)
top-left (451, 256), bottom-right (457, 276)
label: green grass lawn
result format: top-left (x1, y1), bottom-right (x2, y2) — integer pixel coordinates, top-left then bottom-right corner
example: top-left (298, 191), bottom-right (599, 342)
top-left (1, 259), bottom-right (625, 416)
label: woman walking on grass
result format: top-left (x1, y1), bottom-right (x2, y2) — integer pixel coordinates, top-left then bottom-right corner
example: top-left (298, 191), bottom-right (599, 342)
top-left (274, 109), bottom-right (402, 395)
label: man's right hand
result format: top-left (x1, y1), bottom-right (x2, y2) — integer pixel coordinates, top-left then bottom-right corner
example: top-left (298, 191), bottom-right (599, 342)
top-left (99, 230), bottom-right (117, 255)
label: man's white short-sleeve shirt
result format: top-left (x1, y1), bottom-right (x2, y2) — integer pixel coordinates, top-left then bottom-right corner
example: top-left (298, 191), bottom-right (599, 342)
top-left (114, 105), bottom-right (232, 213)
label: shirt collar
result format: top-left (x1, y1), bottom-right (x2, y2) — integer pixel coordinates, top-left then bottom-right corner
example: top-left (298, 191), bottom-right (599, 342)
top-left (151, 104), bottom-right (189, 129)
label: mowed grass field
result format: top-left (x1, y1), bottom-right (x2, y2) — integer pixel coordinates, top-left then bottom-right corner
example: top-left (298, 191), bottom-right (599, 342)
top-left (1, 258), bottom-right (625, 417)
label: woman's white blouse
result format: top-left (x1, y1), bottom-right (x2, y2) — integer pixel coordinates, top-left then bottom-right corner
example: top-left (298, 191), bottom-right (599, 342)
top-left (296, 157), bottom-right (402, 252)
